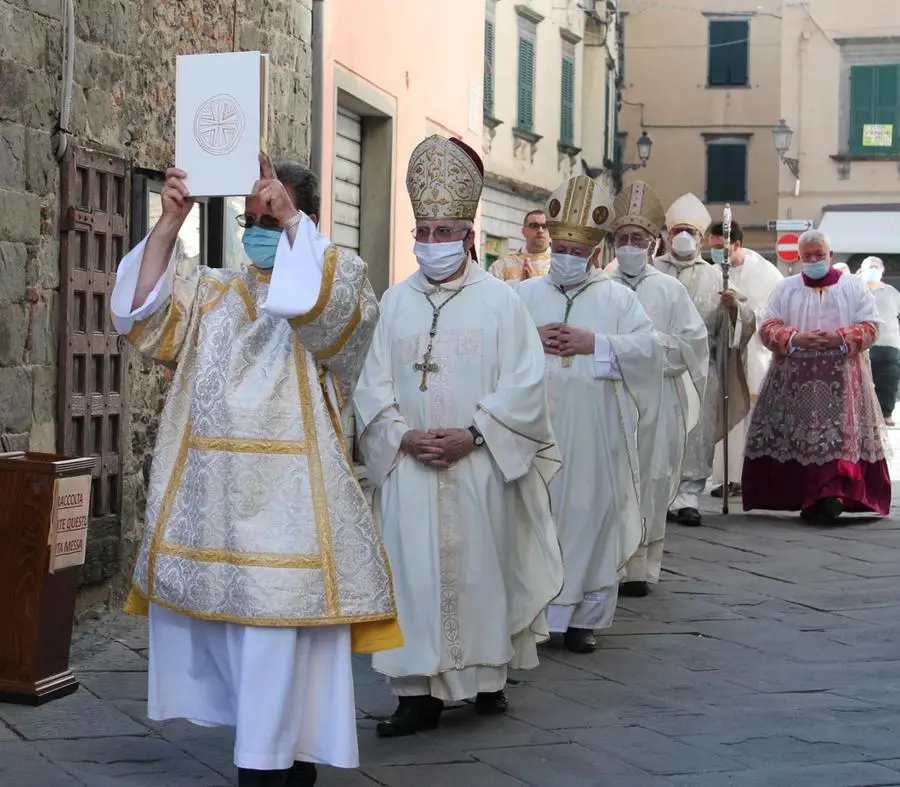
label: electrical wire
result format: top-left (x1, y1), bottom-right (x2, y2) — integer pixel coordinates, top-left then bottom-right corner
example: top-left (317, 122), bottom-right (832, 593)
top-left (55, 0), bottom-right (76, 161)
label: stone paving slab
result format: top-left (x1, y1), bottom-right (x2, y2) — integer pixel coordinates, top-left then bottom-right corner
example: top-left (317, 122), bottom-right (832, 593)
top-left (3, 499), bottom-right (900, 785)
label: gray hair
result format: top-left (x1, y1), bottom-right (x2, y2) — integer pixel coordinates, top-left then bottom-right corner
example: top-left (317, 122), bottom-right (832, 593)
top-left (798, 228), bottom-right (832, 252)
top-left (275, 160), bottom-right (320, 217)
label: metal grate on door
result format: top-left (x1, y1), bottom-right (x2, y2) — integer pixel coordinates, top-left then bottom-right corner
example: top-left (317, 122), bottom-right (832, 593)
top-left (59, 147), bottom-right (131, 585)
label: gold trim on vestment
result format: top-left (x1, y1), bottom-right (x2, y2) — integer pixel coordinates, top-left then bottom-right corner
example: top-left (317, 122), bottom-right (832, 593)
top-left (289, 246), bottom-right (338, 328)
top-left (199, 277), bottom-right (257, 321)
top-left (189, 435), bottom-right (308, 454)
top-left (315, 301), bottom-right (362, 361)
top-left (293, 336), bottom-right (340, 617)
top-left (156, 541), bottom-right (323, 569)
top-left (124, 582), bottom-right (401, 636)
top-left (146, 425), bottom-right (193, 597)
top-left (547, 225), bottom-right (607, 245)
top-left (580, 179), bottom-right (596, 227)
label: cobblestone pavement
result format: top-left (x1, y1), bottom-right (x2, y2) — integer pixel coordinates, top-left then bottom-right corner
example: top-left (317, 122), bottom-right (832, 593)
top-left (4, 492), bottom-right (900, 786)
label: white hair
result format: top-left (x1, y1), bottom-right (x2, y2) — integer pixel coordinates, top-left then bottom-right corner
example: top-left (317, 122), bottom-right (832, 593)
top-left (798, 228), bottom-right (832, 252)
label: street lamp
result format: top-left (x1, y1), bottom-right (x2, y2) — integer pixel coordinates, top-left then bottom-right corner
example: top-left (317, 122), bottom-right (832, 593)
top-left (622, 129), bottom-right (653, 172)
top-left (772, 118), bottom-right (799, 178)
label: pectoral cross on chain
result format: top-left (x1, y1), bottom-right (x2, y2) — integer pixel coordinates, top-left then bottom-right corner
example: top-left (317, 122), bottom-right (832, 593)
top-left (414, 351), bottom-right (439, 392)
top-left (414, 288), bottom-right (465, 392)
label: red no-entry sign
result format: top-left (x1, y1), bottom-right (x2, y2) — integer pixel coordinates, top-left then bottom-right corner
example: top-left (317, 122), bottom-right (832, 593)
top-left (776, 232), bottom-right (800, 263)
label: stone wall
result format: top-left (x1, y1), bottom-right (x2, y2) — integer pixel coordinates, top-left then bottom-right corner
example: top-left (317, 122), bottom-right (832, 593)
top-left (0, 0), bottom-right (313, 602)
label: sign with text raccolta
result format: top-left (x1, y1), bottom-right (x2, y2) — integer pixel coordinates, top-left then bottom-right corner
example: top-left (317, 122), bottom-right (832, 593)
top-left (48, 475), bottom-right (91, 573)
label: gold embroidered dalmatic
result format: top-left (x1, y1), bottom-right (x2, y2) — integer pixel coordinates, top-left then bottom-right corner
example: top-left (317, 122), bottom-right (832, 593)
top-left (119, 243), bottom-right (400, 653)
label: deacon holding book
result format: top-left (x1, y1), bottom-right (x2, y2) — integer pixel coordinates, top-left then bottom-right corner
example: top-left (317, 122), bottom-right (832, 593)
top-left (354, 135), bottom-right (564, 737)
top-left (110, 153), bottom-right (401, 787)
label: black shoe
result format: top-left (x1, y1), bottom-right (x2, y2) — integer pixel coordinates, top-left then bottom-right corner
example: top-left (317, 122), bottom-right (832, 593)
top-left (620, 580), bottom-right (650, 598)
top-left (563, 627), bottom-right (596, 654)
top-left (801, 497), bottom-right (844, 525)
top-left (475, 689), bottom-right (510, 715)
top-left (376, 695), bottom-right (443, 738)
top-left (711, 483), bottom-right (742, 499)
top-left (677, 507), bottom-right (703, 527)
top-left (238, 768), bottom-right (291, 787)
top-left (287, 761), bottom-right (317, 787)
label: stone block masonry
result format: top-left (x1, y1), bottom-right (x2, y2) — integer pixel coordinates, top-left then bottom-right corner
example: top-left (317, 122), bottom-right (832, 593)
top-left (0, 0), bottom-right (313, 601)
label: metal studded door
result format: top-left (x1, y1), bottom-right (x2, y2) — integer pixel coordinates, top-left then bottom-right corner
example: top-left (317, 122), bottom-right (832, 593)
top-left (59, 146), bottom-right (130, 586)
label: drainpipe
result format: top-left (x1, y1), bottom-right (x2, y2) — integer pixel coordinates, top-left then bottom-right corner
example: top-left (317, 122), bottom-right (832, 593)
top-left (309, 0), bottom-right (325, 180)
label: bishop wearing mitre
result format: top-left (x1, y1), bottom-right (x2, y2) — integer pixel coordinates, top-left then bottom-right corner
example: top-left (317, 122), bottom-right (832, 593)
top-left (354, 135), bottom-right (564, 736)
top-left (110, 155), bottom-right (400, 787)
top-left (516, 175), bottom-right (663, 654)
top-left (608, 182), bottom-right (709, 596)
top-left (654, 194), bottom-right (756, 527)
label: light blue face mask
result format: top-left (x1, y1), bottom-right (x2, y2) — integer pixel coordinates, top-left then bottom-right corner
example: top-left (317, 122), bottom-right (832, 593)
top-left (242, 226), bottom-right (282, 269)
top-left (803, 261), bottom-right (830, 280)
top-left (710, 248), bottom-right (725, 265)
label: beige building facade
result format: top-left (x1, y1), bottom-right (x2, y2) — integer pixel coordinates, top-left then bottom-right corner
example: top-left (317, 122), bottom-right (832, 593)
top-left (480, 0), bottom-right (619, 265)
top-left (619, 0), bottom-right (781, 257)
top-left (778, 1), bottom-right (900, 275)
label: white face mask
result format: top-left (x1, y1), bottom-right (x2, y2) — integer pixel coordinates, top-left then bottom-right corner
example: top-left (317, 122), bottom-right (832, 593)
top-left (671, 231), bottom-right (698, 258)
top-left (413, 240), bottom-right (468, 281)
top-left (549, 252), bottom-right (590, 287)
top-left (617, 246), bottom-right (649, 277)
top-left (863, 267), bottom-right (883, 283)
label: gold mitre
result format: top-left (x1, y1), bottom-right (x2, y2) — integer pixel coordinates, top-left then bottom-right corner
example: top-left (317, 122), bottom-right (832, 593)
top-left (665, 193), bottom-right (712, 235)
top-left (545, 175), bottom-right (614, 245)
top-left (405, 135), bottom-right (484, 221)
top-left (612, 181), bottom-right (666, 237)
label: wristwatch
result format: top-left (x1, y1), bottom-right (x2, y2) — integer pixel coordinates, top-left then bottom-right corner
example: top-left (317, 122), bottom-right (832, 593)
top-left (284, 211), bottom-right (303, 230)
top-left (468, 425), bottom-right (485, 447)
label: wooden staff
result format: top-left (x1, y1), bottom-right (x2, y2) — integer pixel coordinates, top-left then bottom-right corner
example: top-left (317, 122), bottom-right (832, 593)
top-left (721, 203), bottom-right (732, 515)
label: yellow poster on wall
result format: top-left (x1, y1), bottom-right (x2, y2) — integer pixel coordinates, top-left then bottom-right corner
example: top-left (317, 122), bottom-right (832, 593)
top-left (862, 124), bottom-right (893, 147)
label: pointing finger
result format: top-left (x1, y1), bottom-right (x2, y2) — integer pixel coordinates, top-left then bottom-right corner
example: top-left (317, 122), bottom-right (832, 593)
top-left (259, 151), bottom-right (275, 180)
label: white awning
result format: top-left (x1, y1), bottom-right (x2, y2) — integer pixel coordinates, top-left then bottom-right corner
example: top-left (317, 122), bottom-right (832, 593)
top-left (818, 210), bottom-right (900, 255)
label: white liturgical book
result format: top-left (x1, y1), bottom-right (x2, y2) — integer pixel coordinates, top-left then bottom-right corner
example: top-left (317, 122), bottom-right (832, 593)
top-left (175, 51), bottom-right (270, 197)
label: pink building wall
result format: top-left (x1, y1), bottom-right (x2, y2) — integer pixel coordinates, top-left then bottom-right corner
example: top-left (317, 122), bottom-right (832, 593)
top-left (320, 0), bottom-right (485, 284)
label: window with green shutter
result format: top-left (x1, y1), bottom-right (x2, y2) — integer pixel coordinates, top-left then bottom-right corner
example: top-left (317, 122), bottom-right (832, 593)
top-left (707, 19), bottom-right (749, 88)
top-left (560, 55), bottom-right (575, 145)
top-left (849, 64), bottom-right (900, 154)
top-left (705, 139), bottom-right (747, 203)
top-left (484, 19), bottom-right (495, 117)
top-left (517, 35), bottom-right (536, 132)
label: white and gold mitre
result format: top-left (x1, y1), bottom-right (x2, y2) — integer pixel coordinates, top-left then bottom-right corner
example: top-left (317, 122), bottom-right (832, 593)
top-left (665, 193), bottom-right (712, 234)
top-left (545, 175), bottom-right (614, 245)
top-left (405, 135), bottom-right (484, 221)
top-left (612, 181), bottom-right (666, 237)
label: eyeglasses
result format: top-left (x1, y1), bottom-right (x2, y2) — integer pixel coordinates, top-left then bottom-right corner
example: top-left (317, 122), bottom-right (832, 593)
top-left (236, 213), bottom-right (281, 230)
top-left (615, 232), bottom-right (652, 249)
top-left (526, 222), bottom-right (549, 231)
top-left (411, 226), bottom-right (469, 242)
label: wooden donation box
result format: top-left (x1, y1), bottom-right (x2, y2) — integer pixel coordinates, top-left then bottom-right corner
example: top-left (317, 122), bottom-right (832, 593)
top-left (0, 451), bottom-right (97, 705)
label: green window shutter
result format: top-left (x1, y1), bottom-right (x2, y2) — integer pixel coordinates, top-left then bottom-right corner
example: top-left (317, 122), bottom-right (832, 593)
top-left (517, 36), bottom-right (535, 132)
top-left (708, 20), bottom-right (749, 87)
top-left (705, 143), bottom-right (747, 203)
top-left (850, 65), bottom-right (877, 153)
top-left (560, 56), bottom-right (575, 145)
top-left (484, 20), bottom-right (495, 117)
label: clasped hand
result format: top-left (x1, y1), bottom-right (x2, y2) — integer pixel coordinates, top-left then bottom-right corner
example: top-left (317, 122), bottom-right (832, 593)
top-left (401, 429), bottom-right (475, 469)
top-left (791, 330), bottom-right (843, 351)
top-left (538, 323), bottom-right (596, 356)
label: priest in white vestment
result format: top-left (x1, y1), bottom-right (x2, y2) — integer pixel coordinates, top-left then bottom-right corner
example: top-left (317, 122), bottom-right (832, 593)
top-left (707, 219), bottom-right (783, 499)
top-left (516, 175), bottom-right (663, 653)
top-left (354, 135), bottom-right (563, 736)
top-left (608, 182), bottom-right (709, 597)
top-left (655, 194), bottom-right (756, 527)
top-left (110, 155), bottom-right (401, 787)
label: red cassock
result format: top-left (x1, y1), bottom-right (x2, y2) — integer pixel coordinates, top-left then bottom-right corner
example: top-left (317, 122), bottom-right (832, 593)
top-left (742, 267), bottom-right (892, 516)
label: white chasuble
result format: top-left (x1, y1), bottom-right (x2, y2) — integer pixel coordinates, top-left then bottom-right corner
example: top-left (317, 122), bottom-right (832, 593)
top-left (712, 249), bottom-right (783, 485)
top-left (516, 270), bottom-right (664, 629)
top-left (654, 254), bottom-right (755, 484)
top-left (611, 267), bottom-right (709, 582)
top-left (354, 263), bottom-right (564, 699)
